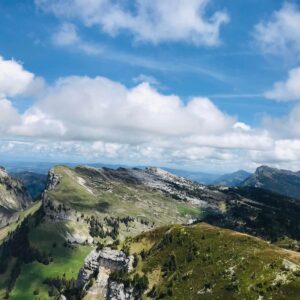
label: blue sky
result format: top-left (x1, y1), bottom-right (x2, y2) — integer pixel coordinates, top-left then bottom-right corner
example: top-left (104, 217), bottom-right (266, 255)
top-left (0, 0), bottom-right (300, 172)
top-left (0, 0), bottom-right (291, 122)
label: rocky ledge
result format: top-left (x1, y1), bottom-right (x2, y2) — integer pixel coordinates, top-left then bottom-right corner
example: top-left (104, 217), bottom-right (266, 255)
top-left (76, 248), bottom-right (133, 289)
top-left (106, 280), bottom-right (136, 300)
top-left (45, 169), bottom-right (60, 191)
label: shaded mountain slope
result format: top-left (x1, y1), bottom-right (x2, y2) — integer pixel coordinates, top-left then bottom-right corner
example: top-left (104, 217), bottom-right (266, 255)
top-left (11, 171), bottom-right (47, 200)
top-left (203, 186), bottom-right (300, 243)
top-left (242, 166), bottom-right (300, 200)
top-left (120, 223), bottom-right (300, 300)
top-left (0, 167), bottom-right (32, 228)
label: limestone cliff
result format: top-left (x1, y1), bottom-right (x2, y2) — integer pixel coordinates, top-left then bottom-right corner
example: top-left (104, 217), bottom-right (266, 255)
top-left (76, 248), bottom-right (134, 299)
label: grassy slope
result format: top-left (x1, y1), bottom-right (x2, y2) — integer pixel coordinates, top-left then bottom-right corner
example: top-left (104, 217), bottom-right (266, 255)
top-left (0, 202), bottom-right (42, 298)
top-left (0, 202), bottom-right (42, 299)
top-left (0, 201), bottom-right (41, 244)
top-left (48, 166), bottom-right (199, 228)
top-left (0, 258), bottom-right (17, 299)
top-left (10, 221), bottom-right (91, 300)
top-left (126, 223), bottom-right (300, 300)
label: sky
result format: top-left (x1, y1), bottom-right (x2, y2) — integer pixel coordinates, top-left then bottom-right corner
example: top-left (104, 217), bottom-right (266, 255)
top-left (1, 0), bottom-right (300, 172)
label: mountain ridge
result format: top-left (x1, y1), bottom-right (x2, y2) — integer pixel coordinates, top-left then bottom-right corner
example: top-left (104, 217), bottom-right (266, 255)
top-left (212, 170), bottom-right (251, 186)
top-left (242, 165), bottom-right (300, 200)
top-left (2, 164), bottom-right (300, 299)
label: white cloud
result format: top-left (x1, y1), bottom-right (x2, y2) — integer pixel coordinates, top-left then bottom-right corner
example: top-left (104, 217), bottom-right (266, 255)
top-left (133, 74), bottom-right (160, 86)
top-left (249, 139), bottom-right (300, 164)
top-left (183, 131), bottom-right (273, 151)
top-left (8, 74), bottom-right (287, 170)
top-left (233, 122), bottom-right (251, 131)
top-left (265, 67), bottom-right (300, 101)
top-left (254, 2), bottom-right (300, 58)
top-left (263, 103), bottom-right (300, 139)
top-left (52, 22), bottom-right (79, 46)
top-left (36, 0), bottom-right (229, 46)
top-left (52, 22), bottom-right (103, 55)
top-left (0, 56), bottom-right (34, 97)
top-left (11, 107), bottom-right (66, 138)
top-left (13, 77), bottom-right (234, 143)
top-left (0, 98), bottom-right (20, 135)
top-left (3, 55), bottom-right (300, 170)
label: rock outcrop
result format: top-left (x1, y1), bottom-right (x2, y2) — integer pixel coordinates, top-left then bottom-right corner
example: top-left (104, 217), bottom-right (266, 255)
top-left (106, 280), bottom-right (136, 300)
top-left (46, 168), bottom-right (61, 191)
top-left (77, 247), bottom-right (133, 297)
top-left (43, 168), bottom-right (74, 221)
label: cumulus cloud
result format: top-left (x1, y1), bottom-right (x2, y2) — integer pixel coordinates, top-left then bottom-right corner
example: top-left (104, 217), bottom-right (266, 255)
top-left (249, 139), bottom-right (300, 164)
top-left (8, 73), bottom-right (289, 170)
top-left (265, 67), bottom-right (300, 101)
top-left (36, 0), bottom-right (229, 46)
top-left (254, 2), bottom-right (300, 58)
top-left (3, 55), bottom-right (300, 170)
top-left (263, 104), bottom-right (300, 139)
top-left (0, 98), bottom-right (21, 135)
top-left (0, 56), bottom-right (34, 97)
top-left (12, 77), bottom-right (235, 143)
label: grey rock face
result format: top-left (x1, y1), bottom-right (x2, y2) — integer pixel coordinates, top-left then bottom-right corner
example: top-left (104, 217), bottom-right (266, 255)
top-left (43, 169), bottom-right (75, 222)
top-left (46, 169), bottom-right (60, 191)
top-left (106, 280), bottom-right (136, 300)
top-left (76, 248), bottom-right (132, 290)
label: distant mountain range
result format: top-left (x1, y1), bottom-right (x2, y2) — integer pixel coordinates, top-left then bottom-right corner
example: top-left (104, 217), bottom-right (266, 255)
top-left (212, 170), bottom-right (251, 186)
top-left (163, 168), bottom-right (220, 184)
top-left (3, 162), bottom-right (300, 200)
top-left (1, 161), bottom-right (251, 185)
top-left (2, 161), bottom-right (126, 175)
top-left (242, 166), bottom-right (300, 200)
